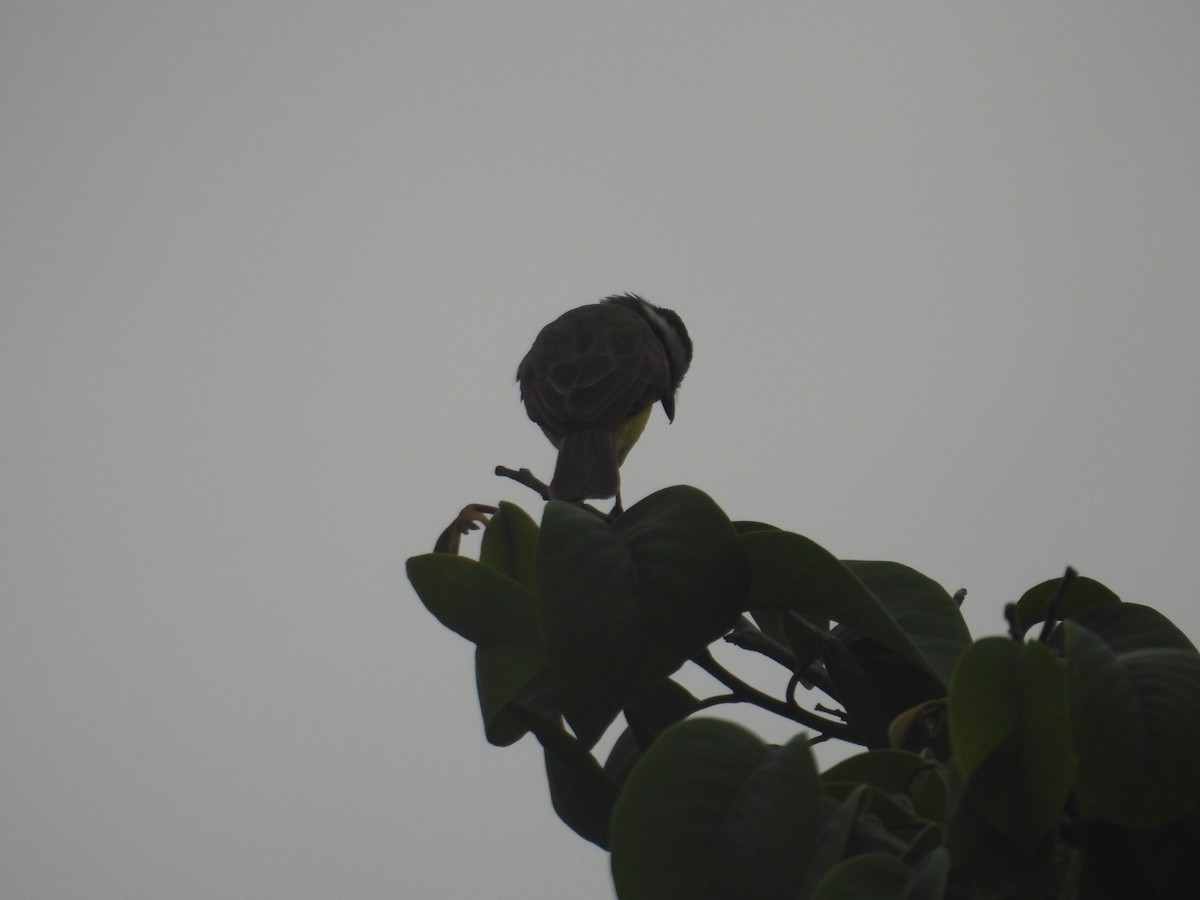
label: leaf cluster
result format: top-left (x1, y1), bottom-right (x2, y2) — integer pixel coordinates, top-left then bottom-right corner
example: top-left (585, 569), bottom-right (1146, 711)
top-left (407, 486), bottom-right (1200, 899)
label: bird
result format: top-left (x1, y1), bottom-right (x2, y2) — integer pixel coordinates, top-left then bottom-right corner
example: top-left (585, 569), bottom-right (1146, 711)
top-left (517, 293), bottom-right (692, 511)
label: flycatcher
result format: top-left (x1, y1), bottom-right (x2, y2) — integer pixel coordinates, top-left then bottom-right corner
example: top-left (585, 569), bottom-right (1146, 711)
top-left (517, 293), bottom-right (692, 506)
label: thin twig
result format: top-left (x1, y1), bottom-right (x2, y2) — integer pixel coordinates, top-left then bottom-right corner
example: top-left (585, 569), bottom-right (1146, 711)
top-left (1004, 602), bottom-right (1024, 641)
top-left (691, 649), bottom-right (858, 744)
top-left (785, 671), bottom-right (804, 711)
top-left (1038, 566), bottom-right (1078, 644)
top-left (494, 465), bottom-right (613, 519)
top-left (694, 693), bottom-right (741, 712)
top-left (723, 616), bottom-right (798, 670)
top-left (494, 466), bottom-right (552, 500)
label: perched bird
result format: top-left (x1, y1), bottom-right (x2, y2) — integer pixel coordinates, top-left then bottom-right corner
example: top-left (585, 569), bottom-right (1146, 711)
top-left (517, 293), bottom-right (692, 508)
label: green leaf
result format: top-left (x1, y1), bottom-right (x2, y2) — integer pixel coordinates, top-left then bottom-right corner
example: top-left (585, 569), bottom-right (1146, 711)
top-left (1079, 810), bottom-right (1200, 898)
top-left (842, 561), bottom-right (971, 686)
top-left (1071, 602), bottom-right (1196, 654)
top-left (908, 848), bottom-right (951, 900)
top-left (796, 790), bottom-right (868, 899)
top-left (749, 607), bottom-right (827, 672)
top-left (738, 521), bottom-right (828, 670)
top-left (822, 749), bottom-right (935, 796)
top-left (479, 501), bottom-right (539, 590)
top-left (473, 645), bottom-right (544, 746)
top-left (621, 678), bottom-right (699, 743)
top-left (537, 488), bottom-right (747, 746)
top-left (822, 783), bottom-right (925, 837)
top-left (613, 486), bottom-right (750, 655)
top-left (949, 639), bottom-right (1018, 779)
top-left (1066, 607), bottom-right (1200, 826)
top-left (1077, 819), bottom-right (1155, 899)
top-left (741, 531), bottom-right (960, 686)
top-left (908, 768), bottom-right (950, 824)
top-left (813, 627), bottom-right (896, 747)
top-left (408, 554), bottom-right (537, 646)
top-left (732, 520), bottom-right (782, 534)
top-left (605, 679), bottom-right (700, 787)
top-left (407, 554), bottom-right (543, 745)
top-left (535, 502), bottom-right (634, 744)
top-left (1014, 575), bottom-right (1120, 635)
top-left (810, 853), bottom-right (913, 900)
top-left (947, 781), bottom-right (1057, 896)
top-left (949, 638), bottom-right (1075, 841)
top-left (902, 824), bottom-right (946, 866)
top-left (887, 699), bottom-right (951, 762)
top-left (504, 685), bottom-right (619, 849)
top-left (610, 719), bottom-right (821, 900)
top-left (543, 741), bottom-right (619, 850)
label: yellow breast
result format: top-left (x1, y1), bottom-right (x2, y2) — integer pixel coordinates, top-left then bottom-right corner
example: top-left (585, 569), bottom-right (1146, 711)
top-left (616, 405), bottom-right (653, 465)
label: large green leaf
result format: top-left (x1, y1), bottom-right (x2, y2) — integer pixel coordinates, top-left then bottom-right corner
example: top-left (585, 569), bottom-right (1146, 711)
top-left (1078, 810), bottom-right (1200, 898)
top-left (613, 486), bottom-right (750, 655)
top-left (810, 853), bottom-right (913, 900)
top-left (825, 748), bottom-right (950, 825)
top-left (610, 718), bottom-right (822, 900)
top-left (949, 637), bottom-right (1075, 842)
top-left (843, 561), bottom-right (971, 686)
top-left (811, 626), bottom-right (896, 747)
top-left (1070, 602), bottom-right (1196, 654)
top-left (908, 848), bottom-right (951, 900)
top-left (408, 554), bottom-right (536, 645)
top-left (1013, 575), bottom-right (1120, 635)
top-left (822, 749), bottom-right (938, 800)
top-left (407, 554), bottom-right (543, 745)
top-left (736, 523), bottom-right (828, 670)
top-left (542, 739), bottom-right (619, 850)
top-left (1066, 604), bottom-right (1200, 826)
top-left (605, 679), bottom-right (700, 787)
top-left (742, 531), bottom-right (960, 685)
top-left (796, 790), bottom-right (868, 899)
top-left (479, 501), bottom-right (539, 590)
top-left (947, 779), bottom-right (1057, 897)
top-left (535, 501), bottom-right (635, 745)
top-left (536, 487), bottom-right (747, 746)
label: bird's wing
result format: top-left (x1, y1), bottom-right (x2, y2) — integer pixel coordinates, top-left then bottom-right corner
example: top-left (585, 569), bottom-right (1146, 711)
top-left (520, 305), bottom-right (670, 434)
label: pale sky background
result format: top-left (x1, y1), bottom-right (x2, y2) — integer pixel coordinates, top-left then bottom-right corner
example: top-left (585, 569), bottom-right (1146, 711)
top-left (4, 3), bottom-right (1199, 898)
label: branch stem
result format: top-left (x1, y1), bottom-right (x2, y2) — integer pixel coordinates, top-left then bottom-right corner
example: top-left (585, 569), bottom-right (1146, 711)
top-left (692, 649), bottom-right (858, 744)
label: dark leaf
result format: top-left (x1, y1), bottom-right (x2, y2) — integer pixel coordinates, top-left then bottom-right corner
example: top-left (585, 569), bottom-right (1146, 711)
top-left (810, 852), bottom-right (913, 900)
top-left (908, 848), bottom-right (951, 900)
top-left (407, 554), bottom-right (543, 745)
top-left (947, 778), bottom-right (1057, 897)
top-left (949, 638), bottom-right (1074, 841)
top-left (843, 560), bottom-right (971, 686)
top-left (1014, 575), bottom-right (1120, 635)
top-left (610, 718), bottom-right (821, 900)
top-left (742, 532), bottom-right (965, 686)
top-left (795, 790), bottom-right (867, 898)
top-left (479, 501), bottom-right (539, 590)
top-left (1065, 606), bottom-right (1200, 826)
top-left (814, 629), bottom-right (894, 747)
top-left (621, 678), bottom-right (699, 747)
top-left (822, 748), bottom-right (938, 797)
top-left (536, 488), bottom-right (746, 746)
top-left (1079, 810), bottom-right (1200, 900)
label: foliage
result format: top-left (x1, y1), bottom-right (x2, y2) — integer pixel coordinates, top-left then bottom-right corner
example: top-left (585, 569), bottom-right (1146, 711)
top-left (407, 486), bottom-right (1200, 899)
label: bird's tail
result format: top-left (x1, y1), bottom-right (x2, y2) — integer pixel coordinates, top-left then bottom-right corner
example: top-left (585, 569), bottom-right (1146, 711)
top-left (550, 429), bottom-right (620, 501)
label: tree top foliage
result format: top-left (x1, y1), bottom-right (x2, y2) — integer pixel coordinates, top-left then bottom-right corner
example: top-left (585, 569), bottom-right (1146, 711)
top-left (409, 486), bottom-right (1200, 900)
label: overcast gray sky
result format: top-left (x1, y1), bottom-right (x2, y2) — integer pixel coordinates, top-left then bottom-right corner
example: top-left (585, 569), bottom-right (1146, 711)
top-left (4, 2), bottom-right (1199, 898)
